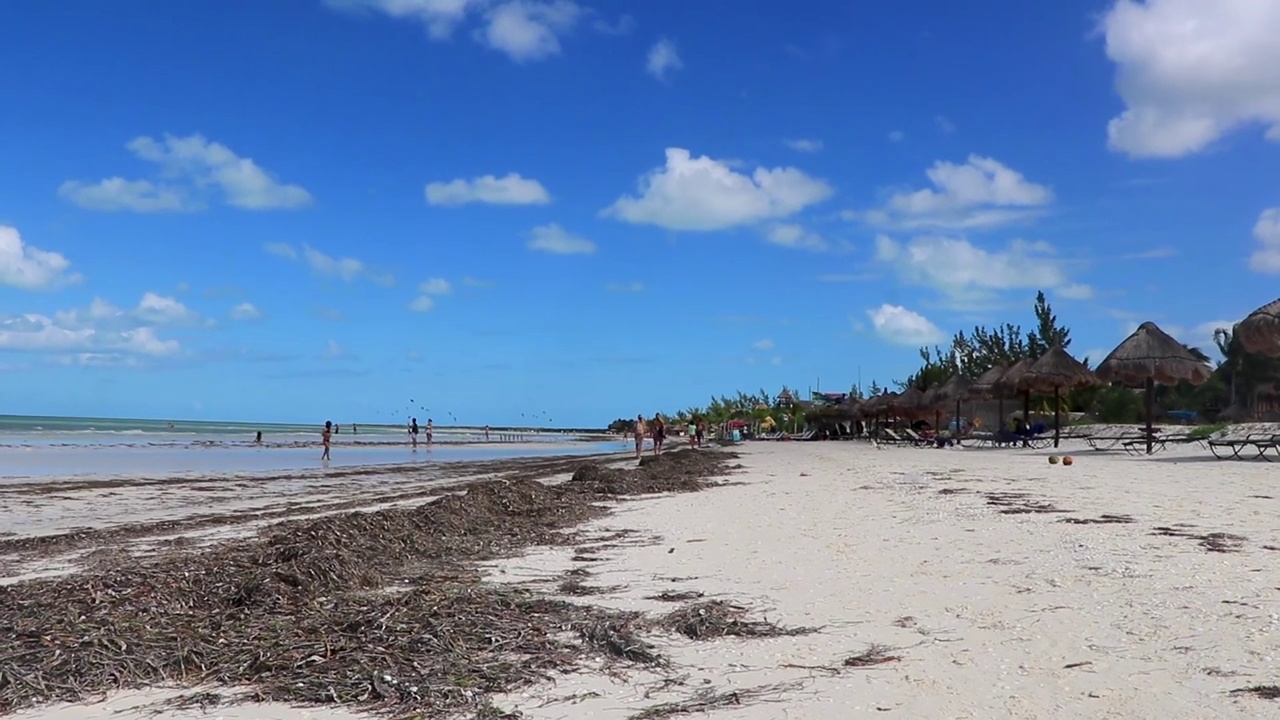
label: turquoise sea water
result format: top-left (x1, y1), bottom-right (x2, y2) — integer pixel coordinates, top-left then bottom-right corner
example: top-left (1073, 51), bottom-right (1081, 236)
top-left (0, 414), bottom-right (578, 448)
top-left (0, 414), bottom-right (625, 481)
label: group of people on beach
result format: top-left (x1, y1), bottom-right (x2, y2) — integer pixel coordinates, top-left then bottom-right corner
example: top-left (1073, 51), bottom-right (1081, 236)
top-left (632, 414), bottom-right (706, 459)
top-left (319, 418), bottom-right (434, 460)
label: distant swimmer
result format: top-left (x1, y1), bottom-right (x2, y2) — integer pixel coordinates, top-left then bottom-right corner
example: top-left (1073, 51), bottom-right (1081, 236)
top-left (409, 418), bottom-right (419, 449)
top-left (426, 418), bottom-right (434, 445)
top-left (321, 421), bottom-right (332, 461)
top-left (254, 431), bottom-right (263, 444)
top-left (484, 425), bottom-right (490, 442)
top-left (352, 424), bottom-right (358, 435)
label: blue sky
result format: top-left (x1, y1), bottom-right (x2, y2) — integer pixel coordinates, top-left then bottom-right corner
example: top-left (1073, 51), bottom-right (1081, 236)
top-left (2, 0), bottom-right (1279, 426)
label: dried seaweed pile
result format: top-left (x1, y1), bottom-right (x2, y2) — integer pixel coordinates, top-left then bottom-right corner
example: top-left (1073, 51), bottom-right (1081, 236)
top-left (566, 452), bottom-right (728, 497)
top-left (655, 601), bottom-right (817, 641)
top-left (0, 450), bottom-right (739, 718)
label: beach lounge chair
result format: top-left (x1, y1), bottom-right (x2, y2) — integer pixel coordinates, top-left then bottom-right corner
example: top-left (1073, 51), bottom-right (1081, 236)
top-left (901, 428), bottom-right (933, 447)
top-left (1209, 434), bottom-right (1280, 461)
top-left (880, 429), bottom-right (910, 445)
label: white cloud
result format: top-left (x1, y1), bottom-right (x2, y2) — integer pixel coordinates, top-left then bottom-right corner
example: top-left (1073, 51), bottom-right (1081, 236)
top-left (875, 234), bottom-right (1081, 304)
top-left (528, 223), bottom-right (596, 254)
top-left (1100, 0), bottom-right (1280, 158)
top-left (784, 138), bottom-right (823, 153)
top-left (764, 223), bottom-right (827, 251)
top-left (417, 278), bottom-right (452, 294)
top-left (867, 304), bottom-right (944, 346)
top-left (324, 0), bottom-right (481, 39)
top-left (462, 276), bottom-right (494, 287)
top-left (478, 0), bottom-right (581, 62)
top-left (888, 131), bottom-right (905, 143)
top-left (0, 226), bottom-right (81, 291)
top-left (1249, 207), bottom-right (1280, 273)
top-left (323, 339), bottom-right (349, 358)
top-left (55, 293), bottom-right (199, 328)
top-left (646, 38), bottom-right (682, 80)
top-left (57, 178), bottom-right (190, 213)
top-left (266, 242), bottom-right (393, 285)
top-left (409, 278), bottom-right (452, 311)
top-left (230, 302), bottom-right (261, 320)
top-left (329, 0), bottom-right (611, 62)
top-left (62, 134), bottom-right (311, 212)
top-left (770, 356), bottom-right (783, 366)
top-left (602, 148), bottom-right (833, 231)
top-left (1056, 283), bottom-right (1095, 300)
top-left (935, 116), bottom-right (956, 134)
top-left (0, 312), bottom-right (180, 358)
top-left (752, 338), bottom-right (775, 350)
top-left (135, 292), bottom-right (197, 324)
top-left (425, 172), bottom-right (551, 206)
top-left (857, 155), bottom-right (1053, 230)
top-left (606, 281), bottom-right (644, 292)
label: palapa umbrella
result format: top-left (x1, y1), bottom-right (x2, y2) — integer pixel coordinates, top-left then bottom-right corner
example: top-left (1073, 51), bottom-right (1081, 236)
top-left (996, 358), bottom-right (1036, 442)
top-left (920, 382), bottom-right (948, 431)
top-left (965, 364), bottom-right (1009, 434)
top-left (895, 387), bottom-right (926, 420)
top-left (1235, 298), bottom-right (1280, 357)
top-left (1095, 321), bottom-right (1213, 454)
top-left (1018, 345), bottom-right (1099, 448)
top-left (934, 374), bottom-right (973, 435)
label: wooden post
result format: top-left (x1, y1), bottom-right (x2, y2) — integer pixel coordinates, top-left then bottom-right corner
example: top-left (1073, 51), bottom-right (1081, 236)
top-left (1145, 377), bottom-right (1155, 455)
top-left (1053, 386), bottom-right (1061, 448)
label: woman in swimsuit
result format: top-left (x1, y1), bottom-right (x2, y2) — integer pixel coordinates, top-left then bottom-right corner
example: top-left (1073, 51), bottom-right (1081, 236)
top-left (321, 420), bottom-right (332, 461)
top-left (651, 414), bottom-right (665, 455)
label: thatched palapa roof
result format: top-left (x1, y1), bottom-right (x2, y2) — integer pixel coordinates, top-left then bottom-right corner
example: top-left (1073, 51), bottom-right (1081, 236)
top-left (993, 357), bottom-right (1035, 396)
top-left (1235, 298), bottom-right (1280, 357)
top-left (934, 374), bottom-right (973, 404)
top-left (862, 391), bottom-right (896, 414)
top-left (1095, 321), bottom-right (1213, 387)
top-left (896, 386), bottom-right (926, 412)
top-left (965, 365), bottom-right (1007, 400)
top-left (1019, 345), bottom-right (1099, 394)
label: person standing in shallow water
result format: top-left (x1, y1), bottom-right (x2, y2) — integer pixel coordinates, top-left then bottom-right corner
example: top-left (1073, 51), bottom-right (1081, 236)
top-left (633, 414), bottom-right (646, 459)
top-left (409, 418), bottom-right (419, 449)
top-left (426, 418), bottom-right (434, 445)
top-left (321, 421), bottom-right (332, 461)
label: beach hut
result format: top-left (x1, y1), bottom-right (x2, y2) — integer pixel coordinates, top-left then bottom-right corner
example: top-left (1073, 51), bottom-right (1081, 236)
top-left (1095, 321), bottom-right (1213, 454)
top-left (965, 364), bottom-right (1009, 432)
top-left (995, 358), bottom-right (1036, 437)
top-left (895, 387), bottom-right (927, 420)
top-left (933, 374), bottom-right (974, 433)
top-left (1018, 346), bottom-right (1099, 448)
top-left (1235, 298), bottom-right (1280, 357)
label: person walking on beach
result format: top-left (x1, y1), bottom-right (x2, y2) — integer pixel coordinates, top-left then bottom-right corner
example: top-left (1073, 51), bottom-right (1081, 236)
top-left (696, 420), bottom-right (706, 448)
top-left (633, 414), bottom-right (646, 459)
top-left (687, 419), bottom-right (697, 449)
top-left (321, 421), bottom-right (332, 461)
top-left (651, 414), bottom-right (666, 455)
top-left (409, 418), bottom-right (419, 449)
top-left (426, 418), bottom-right (434, 445)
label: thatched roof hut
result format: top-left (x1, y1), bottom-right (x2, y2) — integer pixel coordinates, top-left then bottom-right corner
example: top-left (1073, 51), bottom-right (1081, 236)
top-left (965, 365), bottom-right (1007, 400)
top-left (863, 391), bottom-right (896, 415)
top-left (1095, 321), bottom-right (1213, 387)
top-left (935, 374), bottom-right (973, 404)
top-left (896, 386), bottom-right (926, 415)
top-left (1019, 346), bottom-right (1098, 394)
top-left (1235, 298), bottom-right (1280, 357)
top-left (993, 357), bottom-right (1035, 396)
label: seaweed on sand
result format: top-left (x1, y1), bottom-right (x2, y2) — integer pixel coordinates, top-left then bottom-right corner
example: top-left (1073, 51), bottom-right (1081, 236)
top-left (0, 450), bottom-right (739, 718)
top-left (655, 600), bottom-right (817, 640)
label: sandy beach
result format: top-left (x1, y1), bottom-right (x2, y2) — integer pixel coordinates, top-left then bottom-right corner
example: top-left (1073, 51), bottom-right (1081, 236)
top-left (6, 439), bottom-right (1280, 719)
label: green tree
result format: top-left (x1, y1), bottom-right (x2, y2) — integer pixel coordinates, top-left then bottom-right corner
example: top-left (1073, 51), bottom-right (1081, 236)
top-left (1026, 290), bottom-right (1071, 358)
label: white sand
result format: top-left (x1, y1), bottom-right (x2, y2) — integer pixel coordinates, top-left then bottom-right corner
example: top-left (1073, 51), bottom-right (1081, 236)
top-left (485, 440), bottom-right (1280, 719)
top-left (12, 439), bottom-right (1280, 719)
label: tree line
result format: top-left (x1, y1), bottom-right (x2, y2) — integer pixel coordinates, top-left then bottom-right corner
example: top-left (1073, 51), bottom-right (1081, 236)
top-left (605, 291), bottom-right (1278, 430)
